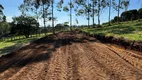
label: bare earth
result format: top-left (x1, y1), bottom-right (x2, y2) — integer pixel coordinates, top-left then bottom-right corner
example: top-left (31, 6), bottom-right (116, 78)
top-left (0, 32), bottom-right (142, 80)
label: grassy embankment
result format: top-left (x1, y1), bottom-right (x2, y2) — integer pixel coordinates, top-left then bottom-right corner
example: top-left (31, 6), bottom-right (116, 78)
top-left (0, 33), bottom-right (51, 57)
top-left (83, 20), bottom-right (142, 41)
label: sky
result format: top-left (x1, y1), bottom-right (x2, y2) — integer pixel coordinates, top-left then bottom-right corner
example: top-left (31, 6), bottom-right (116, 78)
top-left (0, 0), bottom-right (142, 26)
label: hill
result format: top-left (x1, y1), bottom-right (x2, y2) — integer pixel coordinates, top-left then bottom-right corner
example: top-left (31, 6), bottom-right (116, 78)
top-left (83, 20), bottom-right (142, 41)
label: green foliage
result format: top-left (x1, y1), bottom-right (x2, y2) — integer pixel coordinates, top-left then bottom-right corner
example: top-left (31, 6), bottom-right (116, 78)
top-left (63, 6), bottom-right (69, 12)
top-left (2, 15), bottom-right (6, 22)
top-left (0, 22), bottom-right (10, 35)
top-left (121, 9), bottom-right (138, 21)
top-left (0, 33), bottom-right (48, 56)
top-left (11, 16), bottom-right (39, 38)
top-left (55, 23), bottom-right (69, 31)
top-left (83, 20), bottom-right (142, 41)
top-left (138, 8), bottom-right (142, 19)
top-left (0, 4), bottom-right (4, 21)
top-left (111, 8), bottom-right (142, 23)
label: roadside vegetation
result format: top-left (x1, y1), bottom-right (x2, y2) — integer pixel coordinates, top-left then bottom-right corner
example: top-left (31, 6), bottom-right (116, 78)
top-left (0, 33), bottom-right (50, 57)
top-left (83, 7), bottom-right (142, 41)
top-left (83, 19), bottom-right (142, 41)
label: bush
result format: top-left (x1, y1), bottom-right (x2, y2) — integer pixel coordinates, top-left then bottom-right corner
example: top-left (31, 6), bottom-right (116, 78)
top-left (121, 9), bottom-right (138, 21)
top-left (138, 8), bottom-right (142, 19)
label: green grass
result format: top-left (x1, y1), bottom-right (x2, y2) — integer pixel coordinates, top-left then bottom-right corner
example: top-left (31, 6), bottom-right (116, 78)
top-left (0, 33), bottom-right (51, 57)
top-left (83, 20), bottom-right (142, 41)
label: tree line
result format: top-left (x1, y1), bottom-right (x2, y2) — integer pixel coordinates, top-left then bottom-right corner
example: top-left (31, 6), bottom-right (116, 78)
top-left (19, 0), bottom-right (130, 29)
top-left (110, 8), bottom-right (142, 23)
top-left (1, 0), bottom-right (141, 39)
top-left (0, 4), bottom-right (10, 39)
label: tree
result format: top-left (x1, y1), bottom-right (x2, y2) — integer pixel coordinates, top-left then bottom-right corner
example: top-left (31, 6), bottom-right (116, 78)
top-left (21, 0), bottom-right (51, 35)
top-left (138, 8), bottom-right (142, 19)
top-left (0, 4), bottom-right (4, 14)
top-left (75, 0), bottom-right (91, 28)
top-left (51, 0), bottom-right (55, 34)
top-left (91, 0), bottom-right (97, 27)
top-left (122, 0), bottom-right (130, 11)
top-left (121, 9), bottom-right (138, 21)
top-left (11, 16), bottom-right (39, 38)
top-left (0, 4), bottom-right (4, 21)
top-left (87, 0), bottom-right (91, 28)
top-left (108, 0), bottom-right (112, 25)
top-left (22, 0), bottom-right (42, 22)
top-left (96, 0), bottom-right (107, 26)
top-left (0, 22), bottom-right (10, 35)
top-left (63, 0), bottom-right (74, 30)
top-left (112, 0), bottom-right (130, 23)
top-left (57, 0), bottom-right (75, 30)
top-left (2, 15), bottom-right (6, 22)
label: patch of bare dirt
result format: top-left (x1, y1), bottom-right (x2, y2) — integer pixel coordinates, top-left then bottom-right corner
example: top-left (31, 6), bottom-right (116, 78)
top-left (0, 31), bottom-right (142, 80)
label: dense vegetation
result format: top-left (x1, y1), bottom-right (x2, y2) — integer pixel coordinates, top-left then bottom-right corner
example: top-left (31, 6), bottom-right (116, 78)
top-left (10, 16), bottom-right (39, 38)
top-left (110, 8), bottom-right (142, 23)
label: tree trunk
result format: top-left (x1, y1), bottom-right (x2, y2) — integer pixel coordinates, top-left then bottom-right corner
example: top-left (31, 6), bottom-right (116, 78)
top-left (70, 0), bottom-right (72, 31)
top-left (109, 0), bottom-right (111, 25)
top-left (88, 17), bottom-right (90, 28)
top-left (117, 0), bottom-right (121, 23)
top-left (88, 0), bottom-right (90, 28)
top-left (98, 0), bottom-right (100, 26)
top-left (36, 8), bottom-right (38, 37)
top-left (92, 1), bottom-right (95, 28)
top-left (43, 4), bottom-right (46, 35)
top-left (52, 0), bottom-right (55, 34)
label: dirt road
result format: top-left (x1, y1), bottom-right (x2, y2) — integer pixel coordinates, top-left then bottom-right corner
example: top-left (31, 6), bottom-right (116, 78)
top-left (0, 32), bottom-right (142, 80)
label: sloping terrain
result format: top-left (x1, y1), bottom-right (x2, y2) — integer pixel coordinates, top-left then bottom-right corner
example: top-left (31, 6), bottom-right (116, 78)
top-left (0, 31), bottom-right (142, 80)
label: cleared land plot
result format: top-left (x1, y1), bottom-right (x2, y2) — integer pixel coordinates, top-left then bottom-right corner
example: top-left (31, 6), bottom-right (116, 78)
top-left (0, 32), bottom-right (142, 80)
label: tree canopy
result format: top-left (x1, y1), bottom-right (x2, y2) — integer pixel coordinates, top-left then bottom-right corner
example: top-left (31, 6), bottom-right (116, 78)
top-left (11, 16), bottom-right (39, 38)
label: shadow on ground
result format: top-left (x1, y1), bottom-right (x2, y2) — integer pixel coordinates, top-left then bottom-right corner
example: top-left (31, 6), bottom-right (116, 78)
top-left (0, 44), bottom-right (22, 56)
top-left (0, 32), bottom-right (96, 75)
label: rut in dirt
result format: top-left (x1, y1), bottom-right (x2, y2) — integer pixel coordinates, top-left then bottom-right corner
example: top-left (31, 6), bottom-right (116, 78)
top-left (0, 31), bottom-right (142, 80)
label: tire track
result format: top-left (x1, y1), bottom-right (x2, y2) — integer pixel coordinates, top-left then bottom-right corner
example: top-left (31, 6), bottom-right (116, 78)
top-left (108, 45), bottom-right (142, 70)
top-left (74, 43), bottom-right (109, 80)
top-left (44, 46), bottom-right (68, 80)
top-left (83, 42), bottom-right (142, 80)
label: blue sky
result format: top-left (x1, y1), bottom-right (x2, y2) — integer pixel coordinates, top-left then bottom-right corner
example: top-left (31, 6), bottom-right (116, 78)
top-left (0, 0), bottom-right (142, 26)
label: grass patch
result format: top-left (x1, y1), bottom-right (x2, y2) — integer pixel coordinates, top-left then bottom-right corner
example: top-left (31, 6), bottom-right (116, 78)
top-left (0, 33), bottom-right (51, 57)
top-left (83, 20), bottom-right (142, 41)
